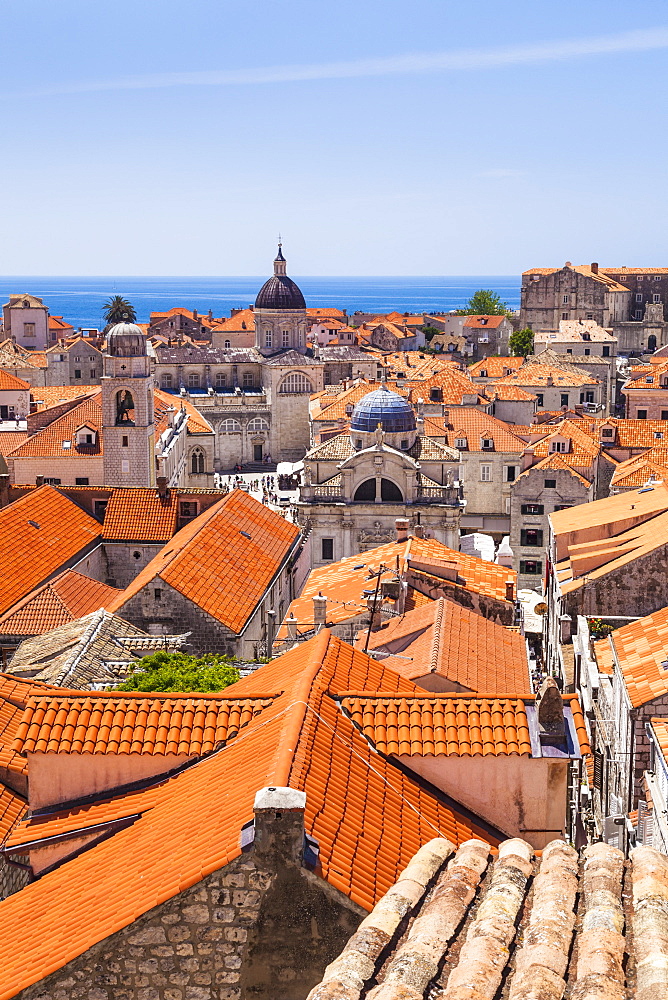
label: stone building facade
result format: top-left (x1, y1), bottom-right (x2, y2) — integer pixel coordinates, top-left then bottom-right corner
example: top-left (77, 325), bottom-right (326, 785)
top-left (15, 789), bottom-right (362, 1000)
top-left (101, 323), bottom-right (156, 488)
top-left (45, 340), bottom-right (104, 387)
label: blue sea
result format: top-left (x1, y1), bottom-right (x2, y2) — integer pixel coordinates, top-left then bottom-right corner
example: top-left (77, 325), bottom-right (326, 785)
top-left (0, 276), bottom-right (520, 331)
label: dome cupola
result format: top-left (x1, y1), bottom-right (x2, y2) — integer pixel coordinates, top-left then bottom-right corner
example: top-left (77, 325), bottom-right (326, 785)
top-left (350, 387), bottom-right (418, 451)
top-left (255, 244), bottom-right (306, 311)
top-left (106, 322), bottom-right (147, 357)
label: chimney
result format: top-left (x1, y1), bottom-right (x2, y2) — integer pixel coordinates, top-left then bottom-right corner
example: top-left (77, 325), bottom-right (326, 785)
top-left (536, 678), bottom-right (566, 748)
top-left (312, 592), bottom-right (327, 628)
top-left (505, 580), bottom-right (515, 602)
top-left (286, 613), bottom-right (298, 641)
top-left (395, 517), bottom-right (410, 543)
top-left (35, 475), bottom-right (43, 487)
top-left (252, 786), bottom-right (306, 865)
top-left (521, 446), bottom-right (535, 472)
top-left (413, 523), bottom-right (424, 538)
top-left (156, 476), bottom-right (168, 499)
top-left (591, 262), bottom-right (599, 274)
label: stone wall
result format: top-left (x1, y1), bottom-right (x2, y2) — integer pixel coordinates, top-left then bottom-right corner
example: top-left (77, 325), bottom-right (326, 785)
top-left (18, 796), bottom-right (362, 1000)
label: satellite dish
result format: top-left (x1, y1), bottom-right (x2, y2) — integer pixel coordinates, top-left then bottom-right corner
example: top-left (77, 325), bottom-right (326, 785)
top-left (534, 602), bottom-right (548, 616)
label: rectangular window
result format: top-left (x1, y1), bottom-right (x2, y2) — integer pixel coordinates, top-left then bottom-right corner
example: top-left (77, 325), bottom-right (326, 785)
top-left (188, 374), bottom-right (200, 388)
top-left (43, 477), bottom-right (62, 485)
top-left (586, 313), bottom-right (593, 320)
top-left (661, 411), bottom-right (668, 420)
top-left (635, 310), bottom-right (643, 319)
top-left (563, 294), bottom-right (569, 304)
top-left (505, 497), bottom-right (511, 514)
top-left (180, 501), bottom-right (198, 518)
top-left (602, 428), bottom-right (613, 436)
top-left (584, 348), bottom-right (590, 356)
top-left (536, 394), bottom-right (544, 407)
top-left (521, 503), bottom-right (544, 515)
top-left (520, 560), bottom-right (543, 575)
top-left (561, 313), bottom-right (568, 320)
top-left (602, 346), bottom-right (610, 357)
top-left (154, 588), bottom-right (162, 600)
top-left (215, 373), bottom-right (226, 387)
top-left (242, 373), bottom-right (253, 387)
top-left (504, 465), bottom-right (518, 482)
top-left (75, 477), bottom-right (89, 486)
top-left (636, 293), bottom-right (644, 302)
top-left (94, 499), bottom-right (108, 519)
top-left (90, 369), bottom-right (96, 378)
top-left (480, 464), bottom-right (492, 482)
top-left (551, 441), bottom-right (567, 452)
top-left (282, 330), bottom-right (290, 347)
top-left (23, 323), bottom-right (35, 338)
top-left (654, 294), bottom-right (661, 304)
top-left (321, 538), bottom-right (334, 561)
top-left (122, 435), bottom-right (129, 447)
top-left (265, 331), bottom-right (272, 348)
top-left (121, 459), bottom-right (130, 473)
top-left (566, 348), bottom-right (572, 354)
top-left (638, 410), bottom-right (648, 419)
top-left (656, 276), bottom-right (662, 281)
top-left (74, 369), bottom-right (81, 379)
top-left (544, 478), bottom-right (557, 488)
top-left (521, 528), bottom-right (544, 547)
top-left (560, 393), bottom-right (569, 407)
top-left (554, 504), bottom-right (572, 512)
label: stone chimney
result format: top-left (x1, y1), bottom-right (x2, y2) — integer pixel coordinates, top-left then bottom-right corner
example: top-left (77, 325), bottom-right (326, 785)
top-left (286, 613), bottom-right (298, 641)
top-left (505, 580), bottom-right (515, 602)
top-left (591, 262), bottom-right (599, 274)
top-left (312, 593), bottom-right (327, 629)
top-left (35, 475), bottom-right (43, 487)
top-left (536, 678), bottom-right (566, 748)
top-left (520, 447), bottom-right (535, 472)
top-left (395, 517), bottom-right (410, 543)
top-left (156, 476), bottom-right (168, 499)
top-left (253, 786), bottom-right (306, 865)
top-left (413, 523), bottom-right (424, 538)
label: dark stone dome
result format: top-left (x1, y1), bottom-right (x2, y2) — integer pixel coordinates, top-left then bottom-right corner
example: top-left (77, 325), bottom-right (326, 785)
top-left (351, 387), bottom-right (416, 433)
top-left (106, 322), bottom-right (147, 357)
top-left (255, 274), bottom-right (306, 310)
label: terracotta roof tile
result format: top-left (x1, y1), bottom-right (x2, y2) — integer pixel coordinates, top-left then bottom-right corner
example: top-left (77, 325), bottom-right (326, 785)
top-left (13, 693), bottom-right (275, 755)
top-left (0, 486), bottom-right (101, 617)
top-left (606, 606), bottom-right (668, 707)
top-left (101, 488), bottom-right (179, 541)
top-left (110, 490), bottom-right (299, 633)
top-left (341, 694), bottom-right (534, 756)
top-left (0, 570), bottom-right (120, 636)
top-left (495, 362), bottom-right (598, 388)
top-left (427, 407), bottom-right (526, 453)
top-left (28, 385), bottom-right (97, 411)
top-left (0, 631), bottom-right (501, 995)
top-left (8, 395), bottom-right (102, 459)
top-left (0, 370), bottom-right (30, 391)
top-left (360, 599), bottom-right (529, 693)
top-left (0, 431), bottom-right (29, 455)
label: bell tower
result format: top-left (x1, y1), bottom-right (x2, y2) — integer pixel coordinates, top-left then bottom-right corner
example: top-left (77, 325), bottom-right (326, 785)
top-left (101, 322), bottom-right (156, 486)
top-left (254, 243), bottom-right (308, 355)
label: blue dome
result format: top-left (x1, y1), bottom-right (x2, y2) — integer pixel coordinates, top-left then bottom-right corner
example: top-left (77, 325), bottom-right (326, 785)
top-left (350, 388), bottom-right (416, 433)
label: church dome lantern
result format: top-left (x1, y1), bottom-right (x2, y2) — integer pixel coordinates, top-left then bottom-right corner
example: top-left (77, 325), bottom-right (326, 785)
top-left (255, 244), bottom-right (306, 311)
top-left (106, 322), bottom-right (148, 357)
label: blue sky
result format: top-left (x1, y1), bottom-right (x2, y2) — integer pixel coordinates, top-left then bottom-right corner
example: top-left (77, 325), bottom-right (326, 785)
top-left (1, 0), bottom-right (667, 275)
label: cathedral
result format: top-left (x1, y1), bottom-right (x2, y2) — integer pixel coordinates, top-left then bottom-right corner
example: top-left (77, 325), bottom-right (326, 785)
top-left (296, 386), bottom-right (464, 566)
top-left (153, 246), bottom-right (374, 468)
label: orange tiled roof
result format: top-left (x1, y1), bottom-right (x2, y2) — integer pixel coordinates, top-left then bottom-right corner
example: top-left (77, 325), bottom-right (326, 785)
top-left (593, 636), bottom-right (614, 676)
top-left (102, 488), bottom-right (178, 542)
top-left (359, 598), bottom-right (530, 693)
top-left (650, 718), bottom-right (668, 763)
top-left (211, 308), bottom-right (256, 333)
top-left (48, 316), bottom-right (74, 331)
top-left (609, 449), bottom-right (668, 490)
top-left (624, 360), bottom-right (668, 390)
top-left (0, 486), bottom-right (101, 617)
top-left (462, 315), bottom-right (507, 329)
top-left (13, 693), bottom-right (275, 755)
top-left (0, 431), bottom-right (28, 455)
top-left (153, 387), bottom-right (213, 436)
top-left (0, 370), bottom-right (29, 391)
top-left (0, 631), bottom-right (501, 996)
top-left (341, 694), bottom-right (533, 756)
top-left (516, 453), bottom-right (592, 487)
top-left (110, 490), bottom-right (299, 633)
top-left (0, 571), bottom-right (120, 636)
top-left (606, 606), bottom-right (668, 707)
top-left (523, 264), bottom-right (630, 292)
top-left (407, 368), bottom-right (484, 406)
top-left (29, 385), bottom-right (97, 411)
top-left (427, 408), bottom-right (526, 453)
top-left (8, 395), bottom-right (102, 459)
top-left (278, 536), bottom-right (515, 640)
top-left (482, 383), bottom-right (537, 402)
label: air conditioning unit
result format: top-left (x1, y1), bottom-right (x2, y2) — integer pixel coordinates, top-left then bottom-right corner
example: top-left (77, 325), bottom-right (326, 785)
top-left (580, 787), bottom-right (591, 808)
top-left (478, 337), bottom-right (489, 344)
top-left (603, 814), bottom-right (625, 850)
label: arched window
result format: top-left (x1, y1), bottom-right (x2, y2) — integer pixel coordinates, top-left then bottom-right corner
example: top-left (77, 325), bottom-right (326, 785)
top-left (215, 373), bottom-right (227, 387)
top-left (221, 418), bottom-right (241, 433)
top-left (161, 374), bottom-right (173, 389)
top-left (190, 448), bottom-right (205, 474)
top-left (648, 334), bottom-right (657, 352)
top-left (247, 417), bottom-right (269, 432)
top-left (224, 339), bottom-right (231, 349)
top-left (279, 372), bottom-right (314, 394)
top-left (353, 478), bottom-right (404, 502)
top-left (115, 389), bottom-right (135, 425)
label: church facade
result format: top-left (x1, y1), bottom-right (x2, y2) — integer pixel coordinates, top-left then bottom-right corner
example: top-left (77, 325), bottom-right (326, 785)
top-left (296, 387), bottom-right (464, 566)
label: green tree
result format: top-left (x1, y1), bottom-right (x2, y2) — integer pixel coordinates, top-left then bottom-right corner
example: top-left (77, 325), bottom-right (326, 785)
top-left (509, 327), bottom-right (534, 357)
top-left (103, 295), bottom-right (137, 328)
top-left (456, 289), bottom-right (510, 316)
top-left (114, 651), bottom-right (241, 693)
top-left (420, 324), bottom-right (441, 342)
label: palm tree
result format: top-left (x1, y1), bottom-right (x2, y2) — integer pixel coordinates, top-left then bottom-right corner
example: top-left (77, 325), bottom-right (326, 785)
top-left (103, 295), bottom-right (136, 330)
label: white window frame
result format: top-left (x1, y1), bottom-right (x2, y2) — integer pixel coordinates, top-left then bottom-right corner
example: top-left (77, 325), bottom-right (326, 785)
top-left (480, 463), bottom-right (492, 482)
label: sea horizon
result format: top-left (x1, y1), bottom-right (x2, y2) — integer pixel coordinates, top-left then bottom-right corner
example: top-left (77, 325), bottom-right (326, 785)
top-left (0, 275), bottom-right (521, 331)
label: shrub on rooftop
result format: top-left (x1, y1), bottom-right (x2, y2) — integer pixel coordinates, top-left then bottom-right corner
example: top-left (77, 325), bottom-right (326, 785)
top-left (113, 650), bottom-right (241, 693)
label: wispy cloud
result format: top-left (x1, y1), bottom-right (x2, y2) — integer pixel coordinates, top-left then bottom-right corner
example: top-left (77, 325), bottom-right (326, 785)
top-left (10, 27), bottom-right (668, 99)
